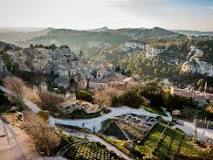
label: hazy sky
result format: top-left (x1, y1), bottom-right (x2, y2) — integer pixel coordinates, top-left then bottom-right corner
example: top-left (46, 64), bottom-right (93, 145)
top-left (0, 0), bottom-right (213, 31)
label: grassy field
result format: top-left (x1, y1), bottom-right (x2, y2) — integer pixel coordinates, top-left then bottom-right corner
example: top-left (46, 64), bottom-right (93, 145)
top-left (136, 123), bottom-right (212, 159)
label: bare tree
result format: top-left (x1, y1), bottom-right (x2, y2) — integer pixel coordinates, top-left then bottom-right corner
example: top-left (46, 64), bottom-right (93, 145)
top-left (39, 90), bottom-right (64, 111)
top-left (3, 76), bottom-right (24, 96)
top-left (3, 76), bottom-right (42, 106)
top-left (23, 112), bottom-right (60, 156)
top-left (94, 87), bottom-right (123, 107)
top-left (3, 76), bottom-right (25, 103)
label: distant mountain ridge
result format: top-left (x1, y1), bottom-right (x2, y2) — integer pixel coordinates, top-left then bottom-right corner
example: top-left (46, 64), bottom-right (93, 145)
top-left (88, 26), bottom-right (110, 32)
top-left (26, 27), bottom-right (178, 48)
top-left (173, 30), bottom-right (213, 36)
top-left (0, 28), bottom-right (54, 47)
top-left (0, 27), bottom-right (179, 48)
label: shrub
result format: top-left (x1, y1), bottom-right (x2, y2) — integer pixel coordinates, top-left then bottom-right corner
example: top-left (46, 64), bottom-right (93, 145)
top-left (112, 88), bottom-right (149, 108)
top-left (3, 76), bottom-right (43, 108)
top-left (37, 111), bottom-right (49, 121)
top-left (118, 89), bottom-right (146, 108)
top-left (162, 92), bottom-right (195, 111)
top-left (94, 87), bottom-right (122, 107)
top-left (39, 90), bottom-right (64, 112)
top-left (3, 76), bottom-right (25, 98)
top-left (76, 90), bottom-right (93, 102)
top-left (206, 104), bottom-right (213, 113)
top-left (139, 80), bottom-right (164, 106)
top-left (22, 86), bottom-right (41, 105)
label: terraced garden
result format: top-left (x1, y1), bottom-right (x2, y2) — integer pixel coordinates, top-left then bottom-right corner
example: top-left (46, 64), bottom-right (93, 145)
top-left (136, 123), bottom-right (213, 159)
top-left (58, 132), bottom-right (125, 160)
top-left (63, 142), bottom-right (125, 160)
top-left (117, 120), bottom-right (145, 141)
top-left (104, 117), bottom-right (153, 143)
top-left (102, 121), bottom-right (213, 160)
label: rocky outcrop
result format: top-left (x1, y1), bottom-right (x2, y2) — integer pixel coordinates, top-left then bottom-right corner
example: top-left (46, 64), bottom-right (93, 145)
top-left (121, 41), bottom-right (145, 52)
top-left (145, 44), bottom-right (166, 59)
top-left (182, 58), bottom-right (213, 77)
top-left (181, 46), bottom-right (213, 77)
top-left (12, 47), bottom-right (52, 72)
top-left (0, 57), bottom-right (7, 77)
top-left (87, 41), bottom-right (111, 48)
top-left (0, 41), bottom-right (20, 51)
top-left (107, 41), bottom-right (167, 59)
top-left (52, 46), bottom-right (77, 63)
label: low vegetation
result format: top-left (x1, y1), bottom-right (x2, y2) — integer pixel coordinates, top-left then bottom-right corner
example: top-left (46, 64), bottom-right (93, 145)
top-left (76, 90), bottom-right (93, 102)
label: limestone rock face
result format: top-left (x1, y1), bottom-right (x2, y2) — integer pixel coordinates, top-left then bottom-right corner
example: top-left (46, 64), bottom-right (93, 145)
top-left (121, 41), bottom-right (145, 52)
top-left (13, 47), bottom-right (52, 72)
top-left (87, 41), bottom-right (111, 48)
top-left (0, 57), bottom-right (7, 77)
top-left (182, 59), bottom-right (213, 77)
top-left (144, 44), bottom-right (166, 59)
top-left (181, 46), bottom-right (213, 77)
top-left (52, 46), bottom-right (77, 64)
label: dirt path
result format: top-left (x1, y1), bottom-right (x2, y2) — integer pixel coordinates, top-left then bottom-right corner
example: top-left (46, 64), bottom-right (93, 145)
top-left (0, 117), bottom-right (42, 160)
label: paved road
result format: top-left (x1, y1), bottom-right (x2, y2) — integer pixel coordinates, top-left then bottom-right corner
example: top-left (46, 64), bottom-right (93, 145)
top-left (174, 120), bottom-right (213, 141)
top-left (65, 130), bottom-right (133, 160)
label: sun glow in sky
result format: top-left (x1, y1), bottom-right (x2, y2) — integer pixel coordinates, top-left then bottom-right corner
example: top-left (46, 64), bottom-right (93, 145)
top-left (0, 0), bottom-right (213, 31)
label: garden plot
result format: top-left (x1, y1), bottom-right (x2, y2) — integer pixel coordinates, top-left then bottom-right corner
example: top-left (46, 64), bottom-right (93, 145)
top-left (104, 114), bottom-right (158, 143)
